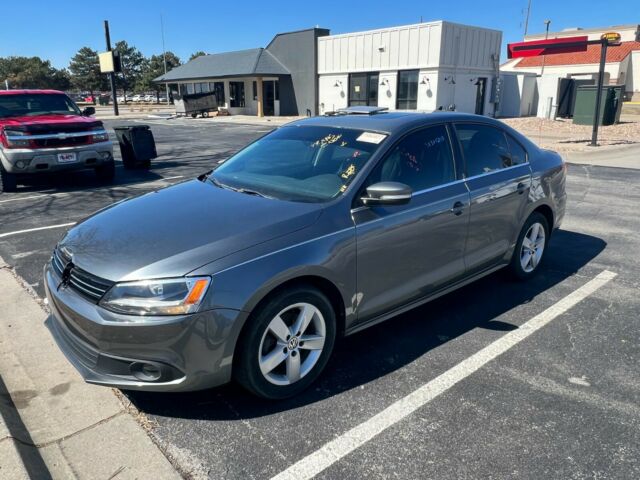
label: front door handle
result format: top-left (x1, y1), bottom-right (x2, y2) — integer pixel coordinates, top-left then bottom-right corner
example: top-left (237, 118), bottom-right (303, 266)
top-left (451, 201), bottom-right (465, 216)
top-left (516, 182), bottom-right (528, 194)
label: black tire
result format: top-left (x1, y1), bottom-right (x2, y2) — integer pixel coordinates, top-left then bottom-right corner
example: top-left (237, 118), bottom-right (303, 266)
top-left (235, 286), bottom-right (337, 400)
top-left (508, 212), bottom-right (549, 281)
top-left (191, 113), bottom-right (197, 118)
top-left (201, 111), bottom-right (209, 118)
top-left (95, 161), bottom-right (115, 183)
top-left (0, 165), bottom-right (17, 193)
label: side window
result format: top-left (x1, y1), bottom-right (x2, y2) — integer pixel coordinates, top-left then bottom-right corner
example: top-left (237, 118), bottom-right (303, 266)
top-left (506, 133), bottom-right (528, 165)
top-left (455, 124), bottom-right (511, 177)
top-left (371, 125), bottom-right (456, 192)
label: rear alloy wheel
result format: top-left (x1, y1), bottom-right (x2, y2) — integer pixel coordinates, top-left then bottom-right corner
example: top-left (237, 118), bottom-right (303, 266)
top-left (95, 161), bottom-right (115, 183)
top-left (0, 165), bottom-right (18, 193)
top-left (235, 287), bottom-right (336, 399)
top-left (509, 212), bottom-right (549, 280)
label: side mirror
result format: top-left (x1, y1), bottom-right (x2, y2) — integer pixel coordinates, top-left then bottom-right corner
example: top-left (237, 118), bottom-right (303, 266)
top-left (361, 182), bottom-right (412, 206)
top-left (82, 106), bottom-right (96, 116)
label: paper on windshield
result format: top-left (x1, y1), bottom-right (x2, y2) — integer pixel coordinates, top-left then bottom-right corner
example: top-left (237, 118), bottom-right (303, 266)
top-left (356, 132), bottom-right (387, 144)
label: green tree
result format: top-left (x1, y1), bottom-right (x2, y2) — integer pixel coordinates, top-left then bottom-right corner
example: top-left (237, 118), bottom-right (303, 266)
top-left (189, 51), bottom-right (207, 61)
top-left (0, 56), bottom-right (70, 90)
top-left (68, 47), bottom-right (107, 99)
top-left (137, 52), bottom-right (181, 100)
top-left (113, 40), bottom-right (146, 98)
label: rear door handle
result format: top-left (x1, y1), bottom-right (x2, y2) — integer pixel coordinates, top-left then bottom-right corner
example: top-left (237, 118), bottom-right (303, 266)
top-left (451, 201), bottom-right (465, 216)
top-left (517, 182), bottom-right (528, 194)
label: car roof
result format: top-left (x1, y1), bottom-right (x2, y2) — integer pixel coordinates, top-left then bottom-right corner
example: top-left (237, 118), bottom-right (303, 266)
top-left (287, 111), bottom-right (505, 135)
top-left (0, 89), bottom-right (65, 96)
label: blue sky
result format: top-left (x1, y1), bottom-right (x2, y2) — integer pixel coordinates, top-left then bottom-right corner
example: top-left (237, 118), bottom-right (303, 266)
top-left (0, 0), bottom-right (636, 68)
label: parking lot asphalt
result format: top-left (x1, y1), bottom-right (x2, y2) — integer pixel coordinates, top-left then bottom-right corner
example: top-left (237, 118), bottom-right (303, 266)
top-left (0, 119), bottom-right (638, 479)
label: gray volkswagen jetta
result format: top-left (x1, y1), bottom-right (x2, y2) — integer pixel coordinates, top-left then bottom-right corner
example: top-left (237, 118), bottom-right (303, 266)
top-left (44, 110), bottom-right (566, 399)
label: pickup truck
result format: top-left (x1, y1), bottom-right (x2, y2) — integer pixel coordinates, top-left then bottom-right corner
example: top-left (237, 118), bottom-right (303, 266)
top-left (0, 89), bottom-right (114, 193)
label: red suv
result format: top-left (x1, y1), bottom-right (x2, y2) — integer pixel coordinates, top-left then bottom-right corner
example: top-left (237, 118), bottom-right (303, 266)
top-left (0, 90), bottom-right (114, 193)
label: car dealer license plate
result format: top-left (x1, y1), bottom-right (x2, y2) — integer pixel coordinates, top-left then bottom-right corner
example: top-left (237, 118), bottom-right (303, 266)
top-left (57, 152), bottom-right (77, 163)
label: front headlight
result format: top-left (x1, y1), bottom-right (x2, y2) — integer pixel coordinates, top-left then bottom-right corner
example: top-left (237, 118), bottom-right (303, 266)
top-left (90, 126), bottom-right (110, 143)
top-left (4, 129), bottom-right (31, 148)
top-left (99, 277), bottom-right (211, 316)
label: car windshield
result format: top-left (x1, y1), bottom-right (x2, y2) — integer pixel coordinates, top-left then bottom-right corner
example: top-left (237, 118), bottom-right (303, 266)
top-left (211, 125), bottom-right (387, 202)
top-left (0, 93), bottom-right (81, 118)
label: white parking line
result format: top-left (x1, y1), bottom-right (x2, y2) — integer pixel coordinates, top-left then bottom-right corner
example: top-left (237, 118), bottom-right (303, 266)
top-left (0, 176), bottom-right (185, 204)
top-left (0, 222), bottom-right (76, 239)
top-left (0, 194), bottom-right (52, 204)
top-left (271, 270), bottom-right (617, 480)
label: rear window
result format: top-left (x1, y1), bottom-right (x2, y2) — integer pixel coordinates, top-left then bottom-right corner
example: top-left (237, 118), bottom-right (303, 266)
top-left (506, 133), bottom-right (528, 165)
top-left (0, 94), bottom-right (80, 118)
top-left (455, 124), bottom-right (512, 177)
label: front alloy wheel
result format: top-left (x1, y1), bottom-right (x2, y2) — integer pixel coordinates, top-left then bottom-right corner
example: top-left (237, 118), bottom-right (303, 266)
top-left (259, 303), bottom-right (326, 386)
top-left (235, 286), bottom-right (336, 399)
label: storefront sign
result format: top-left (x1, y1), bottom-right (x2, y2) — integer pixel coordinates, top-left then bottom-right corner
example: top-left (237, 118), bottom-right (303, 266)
top-left (601, 32), bottom-right (621, 44)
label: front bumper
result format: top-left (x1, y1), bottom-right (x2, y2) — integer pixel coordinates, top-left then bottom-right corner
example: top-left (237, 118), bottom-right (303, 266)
top-left (0, 141), bottom-right (113, 174)
top-left (43, 263), bottom-right (245, 392)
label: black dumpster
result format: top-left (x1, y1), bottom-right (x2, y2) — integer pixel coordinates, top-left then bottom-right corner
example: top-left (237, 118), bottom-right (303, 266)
top-left (113, 125), bottom-right (157, 169)
top-left (573, 86), bottom-right (623, 126)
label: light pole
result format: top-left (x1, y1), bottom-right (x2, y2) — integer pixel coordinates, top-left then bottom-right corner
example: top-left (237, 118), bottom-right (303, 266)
top-left (161, 14), bottom-right (170, 105)
top-left (523, 0), bottom-right (533, 36)
top-left (540, 20), bottom-right (551, 77)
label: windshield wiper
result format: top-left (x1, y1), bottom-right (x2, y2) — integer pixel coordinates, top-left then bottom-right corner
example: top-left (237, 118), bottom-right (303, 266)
top-left (201, 173), bottom-right (272, 199)
top-left (235, 188), bottom-right (273, 199)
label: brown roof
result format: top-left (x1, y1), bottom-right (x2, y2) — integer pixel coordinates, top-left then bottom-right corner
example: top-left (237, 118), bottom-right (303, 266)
top-left (514, 41), bottom-right (640, 67)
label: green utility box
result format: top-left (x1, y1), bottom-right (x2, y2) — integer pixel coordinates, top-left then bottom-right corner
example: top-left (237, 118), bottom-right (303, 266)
top-left (573, 85), bottom-right (623, 126)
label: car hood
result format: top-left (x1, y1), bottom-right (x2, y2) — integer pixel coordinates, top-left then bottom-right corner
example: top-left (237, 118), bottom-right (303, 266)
top-left (0, 114), bottom-right (99, 130)
top-left (59, 179), bottom-right (323, 281)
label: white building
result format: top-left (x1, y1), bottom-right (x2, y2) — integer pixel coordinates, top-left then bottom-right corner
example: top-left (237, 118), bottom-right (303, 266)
top-left (317, 21), bottom-right (502, 116)
top-left (501, 24), bottom-right (640, 117)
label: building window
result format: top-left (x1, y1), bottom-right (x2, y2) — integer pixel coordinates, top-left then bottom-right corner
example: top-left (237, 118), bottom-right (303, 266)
top-left (396, 70), bottom-right (419, 110)
top-left (186, 83), bottom-right (195, 95)
top-left (253, 81), bottom-right (258, 100)
top-left (210, 82), bottom-right (225, 105)
top-left (348, 72), bottom-right (378, 107)
top-left (229, 81), bottom-right (245, 107)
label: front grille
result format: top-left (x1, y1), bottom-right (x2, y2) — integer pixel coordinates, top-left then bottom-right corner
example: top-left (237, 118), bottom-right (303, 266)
top-left (34, 135), bottom-right (90, 148)
top-left (52, 248), bottom-right (114, 303)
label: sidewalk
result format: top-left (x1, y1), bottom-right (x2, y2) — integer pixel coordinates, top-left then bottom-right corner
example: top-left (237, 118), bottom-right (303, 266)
top-left (0, 258), bottom-right (181, 479)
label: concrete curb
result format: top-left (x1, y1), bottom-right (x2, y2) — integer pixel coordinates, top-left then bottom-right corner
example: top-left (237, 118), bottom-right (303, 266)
top-left (0, 260), bottom-right (181, 479)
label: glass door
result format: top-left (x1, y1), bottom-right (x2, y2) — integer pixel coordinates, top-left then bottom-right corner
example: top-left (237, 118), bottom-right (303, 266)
top-left (349, 73), bottom-right (379, 107)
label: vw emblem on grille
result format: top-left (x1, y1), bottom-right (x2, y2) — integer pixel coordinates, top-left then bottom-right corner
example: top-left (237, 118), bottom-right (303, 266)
top-left (58, 252), bottom-right (74, 290)
top-left (57, 260), bottom-right (74, 291)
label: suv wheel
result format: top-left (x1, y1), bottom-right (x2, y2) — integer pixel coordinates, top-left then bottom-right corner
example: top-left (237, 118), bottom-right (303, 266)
top-left (235, 286), bottom-right (336, 399)
top-left (0, 165), bottom-right (17, 193)
top-left (95, 161), bottom-right (115, 183)
top-left (509, 212), bottom-right (549, 280)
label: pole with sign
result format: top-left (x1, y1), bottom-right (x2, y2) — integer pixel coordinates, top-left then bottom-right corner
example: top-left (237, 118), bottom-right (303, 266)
top-left (102, 20), bottom-right (119, 116)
